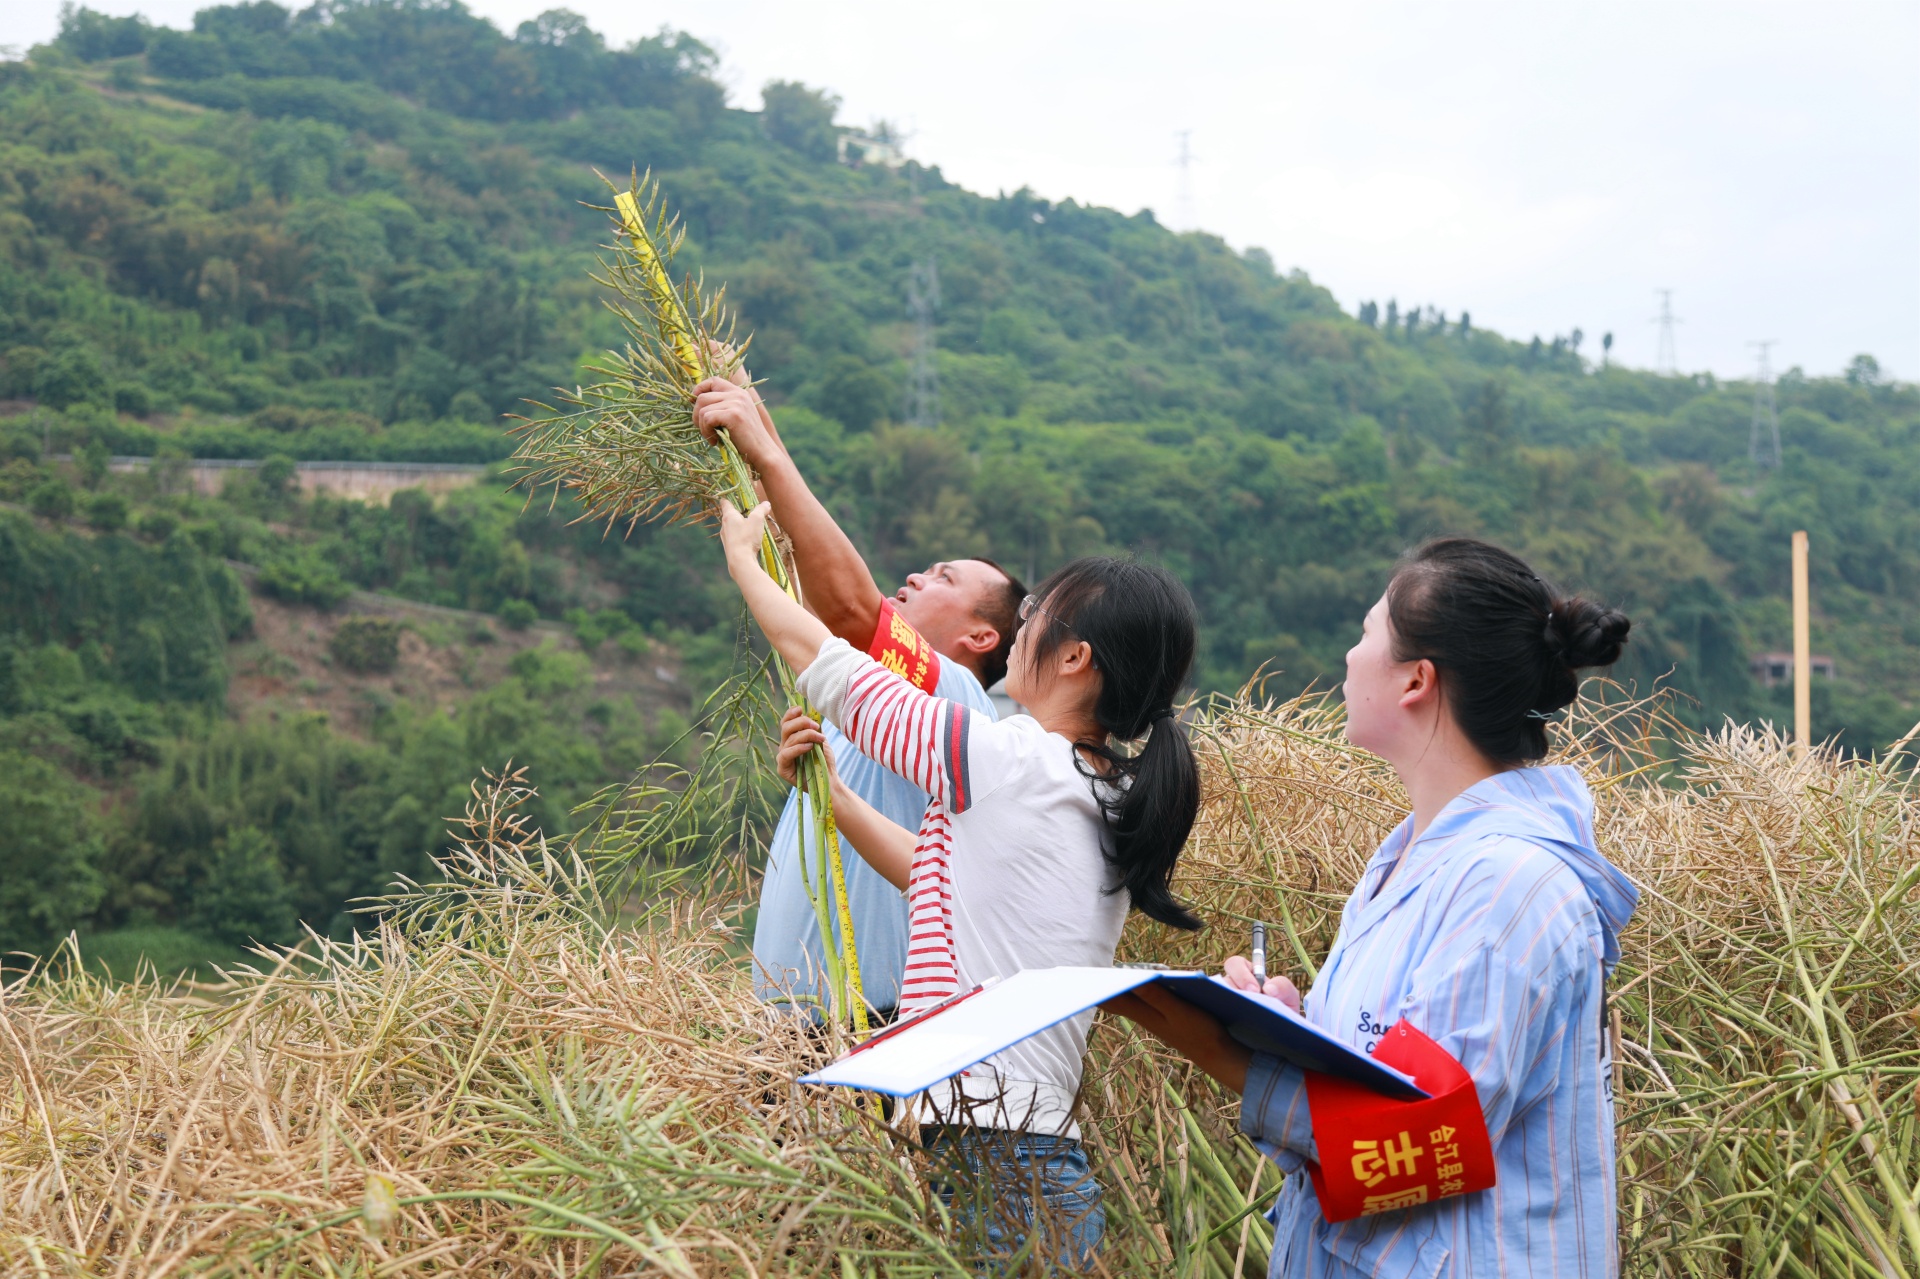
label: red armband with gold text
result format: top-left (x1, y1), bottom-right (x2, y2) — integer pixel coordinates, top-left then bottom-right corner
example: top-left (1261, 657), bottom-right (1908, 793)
top-left (1302, 1018), bottom-right (1497, 1222)
top-left (867, 598), bottom-right (941, 694)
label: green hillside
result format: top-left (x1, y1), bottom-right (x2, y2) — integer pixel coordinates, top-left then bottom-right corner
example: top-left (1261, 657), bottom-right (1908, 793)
top-left (3, 1), bottom-right (1917, 961)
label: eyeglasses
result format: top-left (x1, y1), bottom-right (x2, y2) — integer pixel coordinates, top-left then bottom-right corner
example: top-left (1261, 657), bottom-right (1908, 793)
top-left (1018, 594), bottom-right (1064, 628)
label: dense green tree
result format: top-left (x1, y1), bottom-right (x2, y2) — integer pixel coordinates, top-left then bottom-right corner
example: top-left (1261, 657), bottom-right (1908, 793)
top-left (85, 491), bottom-right (129, 531)
top-left (190, 824), bottom-right (297, 945)
top-left (761, 80), bottom-right (840, 162)
top-left (0, 748), bottom-right (106, 952)
top-left (54, 6), bottom-right (152, 62)
top-left (0, 511), bottom-right (247, 703)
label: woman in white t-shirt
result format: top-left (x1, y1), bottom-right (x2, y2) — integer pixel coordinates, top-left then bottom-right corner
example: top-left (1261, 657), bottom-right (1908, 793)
top-left (719, 500), bottom-right (1203, 1266)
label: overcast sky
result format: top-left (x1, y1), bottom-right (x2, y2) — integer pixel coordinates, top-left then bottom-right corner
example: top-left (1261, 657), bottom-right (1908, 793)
top-left (8, 1), bottom-right (1918, 380)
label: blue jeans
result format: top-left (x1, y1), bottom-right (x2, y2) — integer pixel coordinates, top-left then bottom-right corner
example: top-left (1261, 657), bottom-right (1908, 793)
top-left (921, 1126), bottom-right (1105, 1270)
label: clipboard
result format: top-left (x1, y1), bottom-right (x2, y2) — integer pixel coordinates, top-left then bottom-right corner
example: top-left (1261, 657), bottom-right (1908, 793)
top-left (799, 966), bottom-right (1428, 1101)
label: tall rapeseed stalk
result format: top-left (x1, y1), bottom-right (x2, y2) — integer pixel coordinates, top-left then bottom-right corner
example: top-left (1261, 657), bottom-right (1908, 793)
top-left (513, 174), bottom-right (868, 1035)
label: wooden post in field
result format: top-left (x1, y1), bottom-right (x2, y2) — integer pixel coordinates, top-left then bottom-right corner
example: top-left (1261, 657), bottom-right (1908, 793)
top-left (1792, 530), bottom-right (1810, 758)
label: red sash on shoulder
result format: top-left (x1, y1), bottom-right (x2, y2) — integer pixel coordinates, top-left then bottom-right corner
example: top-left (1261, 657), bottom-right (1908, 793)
top-left (1302, 1019), bottom-right (1497, 1222)
top-left (867, 598), bottom-right (941, 694)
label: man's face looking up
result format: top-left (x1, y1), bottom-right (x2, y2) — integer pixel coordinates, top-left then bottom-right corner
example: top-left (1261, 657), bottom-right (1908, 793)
top-left (893, 560), bottom-right (1009, 670)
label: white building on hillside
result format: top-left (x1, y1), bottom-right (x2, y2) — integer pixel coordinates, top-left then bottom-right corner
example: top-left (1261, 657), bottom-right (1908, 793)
top-left (838, 124), bottom-right (906, 168)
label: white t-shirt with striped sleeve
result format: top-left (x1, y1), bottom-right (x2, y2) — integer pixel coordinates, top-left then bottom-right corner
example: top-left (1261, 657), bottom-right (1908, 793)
top-left (797, 638), bottom-right (1128, 1138)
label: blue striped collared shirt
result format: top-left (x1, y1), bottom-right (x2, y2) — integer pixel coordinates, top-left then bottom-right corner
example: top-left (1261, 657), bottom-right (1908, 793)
top-left (1240, 765), bottom-right (1639, 1279)
top-left (750, 654), bottom-right (995, 1013)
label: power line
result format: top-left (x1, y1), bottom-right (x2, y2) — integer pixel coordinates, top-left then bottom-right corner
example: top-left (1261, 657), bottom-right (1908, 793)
top-left (906, 258), bottom-right (939, 429)
top-left (1650, 288), bottom-right (1682, 374)
top-left (1173, 129), bottom-right (1193, 230)
top-left (1748, 340), bottom-right (1781, 469)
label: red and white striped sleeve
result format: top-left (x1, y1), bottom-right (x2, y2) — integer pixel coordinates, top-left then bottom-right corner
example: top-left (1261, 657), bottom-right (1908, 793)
top-left (795, 638), bottom-right (981, 813)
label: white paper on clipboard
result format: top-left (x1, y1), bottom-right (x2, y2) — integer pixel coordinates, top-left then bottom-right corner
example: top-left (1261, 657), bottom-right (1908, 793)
top-left (799, 966), bottom-right (1425, 1101)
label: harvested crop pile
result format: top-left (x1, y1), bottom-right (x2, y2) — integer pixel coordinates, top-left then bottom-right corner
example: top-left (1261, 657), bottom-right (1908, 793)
top-left (3, 693), bottom-right (1917, 1276)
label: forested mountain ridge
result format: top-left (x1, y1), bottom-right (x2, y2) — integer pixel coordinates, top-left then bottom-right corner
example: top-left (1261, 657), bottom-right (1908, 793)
top-left (3, 1), bottom-right (1917, 962)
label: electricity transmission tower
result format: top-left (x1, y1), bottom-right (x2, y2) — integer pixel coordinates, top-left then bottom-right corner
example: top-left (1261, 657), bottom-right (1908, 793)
top-left (1748, 340), bottom-right (1781, 468)
top-left (1173, 129), bottom-right (1194, 230)
top-left (1650, 289), bottom-right (1681, 374)
top-left (906, 258), bottom-right (939, 429)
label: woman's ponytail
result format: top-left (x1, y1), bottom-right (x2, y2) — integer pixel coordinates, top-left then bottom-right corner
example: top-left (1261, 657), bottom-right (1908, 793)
top-left (1020, 558), bottom-right (1204, 931)
top-left (1100, 709), bottom-right (1203, 930)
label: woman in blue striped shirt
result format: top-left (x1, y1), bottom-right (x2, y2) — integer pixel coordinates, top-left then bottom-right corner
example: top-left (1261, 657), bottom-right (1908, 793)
top-left (1109, 537), bottom-right (1640, 1278)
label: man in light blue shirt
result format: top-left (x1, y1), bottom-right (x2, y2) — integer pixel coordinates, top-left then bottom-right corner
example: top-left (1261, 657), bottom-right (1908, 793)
top-left (692, 373), bottom-right (1024, 1018)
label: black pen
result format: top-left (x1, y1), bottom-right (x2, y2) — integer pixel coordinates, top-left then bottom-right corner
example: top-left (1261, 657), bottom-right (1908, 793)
top-left (1251, 921), bottom-right (1267, 987)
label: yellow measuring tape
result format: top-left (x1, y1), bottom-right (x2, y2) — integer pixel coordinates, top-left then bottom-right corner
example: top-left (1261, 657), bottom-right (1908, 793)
top-left (615, 189), bottom-right (869, 1038)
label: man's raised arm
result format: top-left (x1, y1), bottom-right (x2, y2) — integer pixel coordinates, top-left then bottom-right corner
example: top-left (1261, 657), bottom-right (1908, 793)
top-left (691, 377), bottom-right (885, 648)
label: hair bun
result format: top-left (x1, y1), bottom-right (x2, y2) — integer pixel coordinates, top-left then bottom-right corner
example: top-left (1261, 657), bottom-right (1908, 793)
top-left (1547, 597), bottom-right (1631, 669)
